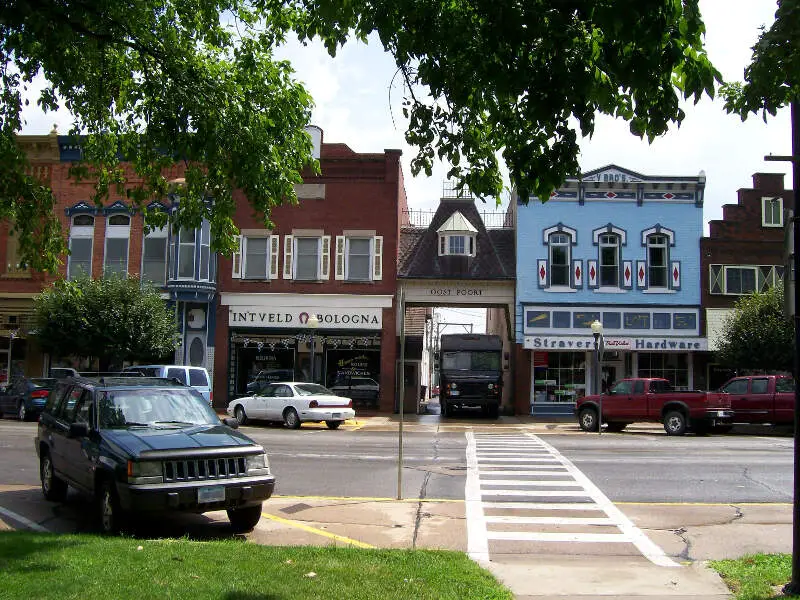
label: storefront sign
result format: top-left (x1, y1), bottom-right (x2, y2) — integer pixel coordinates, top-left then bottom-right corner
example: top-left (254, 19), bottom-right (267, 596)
top-left (524, 336), bottom-right (707, 351)
top-left (425, 286), bottom-right (486, 297)
top-left (229, 307), bottom-right (382, 330)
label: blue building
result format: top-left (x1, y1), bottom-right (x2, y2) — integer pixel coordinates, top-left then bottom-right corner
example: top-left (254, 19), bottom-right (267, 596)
top-left (514, 165), bottom-right (707, 416)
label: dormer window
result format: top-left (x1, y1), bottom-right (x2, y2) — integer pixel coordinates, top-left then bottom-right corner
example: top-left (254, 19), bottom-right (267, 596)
top-left (437, 211), bottom-right (477, 257)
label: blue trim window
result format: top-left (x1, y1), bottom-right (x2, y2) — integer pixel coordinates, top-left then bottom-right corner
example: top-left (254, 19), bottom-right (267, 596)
top-left (178, 228), bottom-right (196, 279)
top-left (647, 234), bottom-right (668, 288)
top-left (104, 214), bottom-right (130, 276)
top-left (549, 233), bottom-right (571, 286)
top-left (142, 226), bottom-right (168, 286)
top-left (199, 221), bottom-right (211, 281)
top-left (599, 234), bottom-right (619, 287)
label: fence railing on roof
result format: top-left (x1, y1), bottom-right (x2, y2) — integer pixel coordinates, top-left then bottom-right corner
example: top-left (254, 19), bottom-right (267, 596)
top-left (402, 209), bottom-right (513, 229)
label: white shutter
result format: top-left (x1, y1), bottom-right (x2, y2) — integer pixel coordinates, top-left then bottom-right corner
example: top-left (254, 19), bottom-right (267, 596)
top-left (269, 235), bottom-right (280, 279)
top-left (335, 235), bottom-right (345, 280)
top-left (283, 235), bottom-right (293, 279)
top-left (320, 235), bottom-right (331, 280)
top-left (372, 235), bottom-right (383, 280)
top-left (231, 235), bottom-right (242, 279)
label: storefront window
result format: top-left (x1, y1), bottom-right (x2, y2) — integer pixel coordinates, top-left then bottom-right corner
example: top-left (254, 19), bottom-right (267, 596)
top-left (637, 352), bottom-right (689, 389)
top-left (532, 351), bottom-right (586, 404)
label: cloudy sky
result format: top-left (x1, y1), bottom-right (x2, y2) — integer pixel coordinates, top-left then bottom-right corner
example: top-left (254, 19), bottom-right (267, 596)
top-left (18, 1), bottom-right (790, 332)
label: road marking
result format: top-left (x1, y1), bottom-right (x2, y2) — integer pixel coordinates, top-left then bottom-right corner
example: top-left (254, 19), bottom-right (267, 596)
top-left (464, 431), bottom-right (490, 565)
top-left (466, 432), bottom-right (679, 568)
top-left (0, 506), bottom-right (49, 532)
top-left (260, 511), bottom-right (374, 549)
top-left (526, 433), bottom-right (679, 568)
top-left (273, 494), bottom-right (462, 503)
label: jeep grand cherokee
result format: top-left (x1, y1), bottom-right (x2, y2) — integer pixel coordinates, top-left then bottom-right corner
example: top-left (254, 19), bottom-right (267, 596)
top-left (36, 376), bottom-right (275, 534)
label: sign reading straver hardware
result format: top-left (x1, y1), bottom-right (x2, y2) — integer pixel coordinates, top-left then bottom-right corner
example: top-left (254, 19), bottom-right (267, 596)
top-left (524, 336), bottom-right (707, 351)
top-left (229, 307), bottom-right (382, 330)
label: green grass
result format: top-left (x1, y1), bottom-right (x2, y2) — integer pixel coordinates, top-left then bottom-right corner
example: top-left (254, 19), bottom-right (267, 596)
top-left (709, 553), bottom-right (800, 600)
top-left (0, 531), bottom-right (512, 600)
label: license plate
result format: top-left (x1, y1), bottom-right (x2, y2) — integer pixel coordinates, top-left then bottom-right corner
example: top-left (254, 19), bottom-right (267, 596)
top-left (332, 413), bottom-right (341, 418)
top-left (198, 485), bottom-right (225, 503)
top-left (450, 391), bottom-right (460, 397)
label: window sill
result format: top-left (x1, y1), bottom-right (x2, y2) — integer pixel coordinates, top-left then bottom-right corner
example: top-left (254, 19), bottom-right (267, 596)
top-left (592, 287), bottom-right (626, 293)
top-left (1, 272), bottom-right (31, 279)
top-left (642, 288), bottom-right (676, 294)
top-left (544, 286), bottom-right (576, 293)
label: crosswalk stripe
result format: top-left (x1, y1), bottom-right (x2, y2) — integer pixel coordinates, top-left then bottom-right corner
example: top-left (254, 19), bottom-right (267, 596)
top-left (478, 470), bottom-right (572, 476)
top-left (483, 501), bottom-right (603, 510)
top-left (480, 480), bottom-right (583, 487)
top-left (480, 489), bottom-right (590, 497)
top-left (485, 515), bottom-right (616, 526)
top-left (487, 531), bottom-right (631, 543)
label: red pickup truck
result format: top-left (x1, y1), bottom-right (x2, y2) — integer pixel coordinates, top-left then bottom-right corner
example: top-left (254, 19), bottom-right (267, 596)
top-left (718, 375), bottom-right (795, 426)
top-left (575, 378), bottom-right (733, 436)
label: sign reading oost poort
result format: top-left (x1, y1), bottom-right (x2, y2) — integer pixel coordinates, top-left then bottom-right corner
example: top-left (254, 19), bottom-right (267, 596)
top-left (229, 307), bottom-right (382, 330)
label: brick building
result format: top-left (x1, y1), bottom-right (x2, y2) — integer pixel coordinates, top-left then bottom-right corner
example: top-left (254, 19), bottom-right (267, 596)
top-left (216, 132), bottom-right (407, 410)
top-left (1, 129), bottom-right (408, 414)
top-left (698, 172), bottom-right (793, 389)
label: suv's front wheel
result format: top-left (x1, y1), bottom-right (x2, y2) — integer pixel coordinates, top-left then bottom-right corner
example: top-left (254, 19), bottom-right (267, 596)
top-left (227, 503), bottom-right (263, 533)
top-left (40, 451), bottom-right (68, 502)
top-left (98, 480), bottom-right (127, 534)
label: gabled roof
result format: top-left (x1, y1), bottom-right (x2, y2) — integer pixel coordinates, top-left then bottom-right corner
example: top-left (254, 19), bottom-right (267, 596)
top-left (437, 211), bottom-right (478, 233)
top-left (399, 199), bottom-right (515, 280)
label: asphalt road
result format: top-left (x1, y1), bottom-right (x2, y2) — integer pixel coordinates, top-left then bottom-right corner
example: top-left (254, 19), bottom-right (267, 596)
top-left (0, 418), bottom-right (793, 527)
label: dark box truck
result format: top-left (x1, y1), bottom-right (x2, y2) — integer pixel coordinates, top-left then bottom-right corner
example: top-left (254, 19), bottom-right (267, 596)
top-left (439, 334), bottom-right (503, 418)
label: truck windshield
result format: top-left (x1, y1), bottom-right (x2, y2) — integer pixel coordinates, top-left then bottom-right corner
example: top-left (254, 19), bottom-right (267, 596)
top-left (98, 389), bottom-right (219, 428)
top-left (442, 351), bottom-right (501, 371)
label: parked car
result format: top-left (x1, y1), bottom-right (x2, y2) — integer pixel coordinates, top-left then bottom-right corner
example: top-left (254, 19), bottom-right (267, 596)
top-left (329, 375), bottom-right (380, 407)
top-left (228, 382), bottom-right (355, 429)
top-left (575, 378), bottom-right (733, 435)
top-left (36, 375), bottom-right (274, 534)
top-left (0, 377), bottom-right (57, 421)
top-left (120, 365), bottom-right (212, 405)
top-left (719, 375), bottom-right (795, 426)
top-left (431, 385), bottom-right (440, 398)
top-left (246, 369), bottom-right (296, 394)
top-left (49, 367), bottom-right (79, 380)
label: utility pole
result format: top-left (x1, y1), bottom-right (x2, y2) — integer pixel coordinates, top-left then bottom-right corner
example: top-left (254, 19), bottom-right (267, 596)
top-left (766, 99), bottom-right (800, 595)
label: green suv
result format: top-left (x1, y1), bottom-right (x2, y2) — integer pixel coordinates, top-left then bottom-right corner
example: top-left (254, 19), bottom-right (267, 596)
top-left (35, 376), bottom-right (275, 534)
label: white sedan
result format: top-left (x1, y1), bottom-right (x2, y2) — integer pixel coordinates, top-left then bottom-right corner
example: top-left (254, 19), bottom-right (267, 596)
top-left (227, 382), bottom-right (355, 429)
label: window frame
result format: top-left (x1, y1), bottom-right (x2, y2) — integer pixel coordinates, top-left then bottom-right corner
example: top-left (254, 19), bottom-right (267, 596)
top-left (548, 232), bottom-right (571, 287)
top-left (438, 233), bottom-right (476, 257)
top-left (598, 233), bottom-right (620, 288)
top-left (345, 237), bottom-right (373, 282)
top-left (294, 236), bottom-right (321, 281)
top-left (67, 214), bottom-right (95, 280)
top-left (762, 196), bottom-right (783, 228)
top-left (646, 234), bottom-right (669, 289)
top-left (141, 225), bottom-right (168, 286)
top-left (243, 235), bottom-right (271, 280)
top-left (176, 227), bottom-right (197, 280)
top-left (103, 214), bottom-right (131, 277)
top-left (723, 266), bottom-right (758, 295)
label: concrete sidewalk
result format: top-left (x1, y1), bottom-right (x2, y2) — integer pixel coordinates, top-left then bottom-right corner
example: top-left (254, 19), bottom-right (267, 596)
top-left (242, 495), bottom-right (792, 598)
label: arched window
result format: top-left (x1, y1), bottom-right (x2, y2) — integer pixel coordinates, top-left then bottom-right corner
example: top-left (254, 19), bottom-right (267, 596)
top-left (68, 214), bottom-right (94, 279)
top-left (548, 233), bottom-right (571, 286)
top-left (599, 234), bottom-right (620, 287)
top-left (647, 234), bottom-right (668, 288)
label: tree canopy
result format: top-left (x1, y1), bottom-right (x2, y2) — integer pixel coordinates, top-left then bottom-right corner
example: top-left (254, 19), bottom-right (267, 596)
top-left (3, 0), bottom-right (721, 272)
top-left (715, 283), bottom-right (794, 374)
top-left (721, 0), bottom-right (800, 118)
top-left (32, 276), bottom-right (180, 371)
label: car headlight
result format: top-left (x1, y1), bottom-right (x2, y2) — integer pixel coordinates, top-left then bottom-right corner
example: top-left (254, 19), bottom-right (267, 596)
top-left (488, 383), bottom-right (494, 389)
top-left (127, 460), bottom-right (163, 483)
top-left (450, 382), bottom-right (458, 390)
top-left (246, 452), bottom-right (270, 473)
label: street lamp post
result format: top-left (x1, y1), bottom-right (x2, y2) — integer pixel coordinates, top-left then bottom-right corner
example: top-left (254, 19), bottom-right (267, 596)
top-left (590, 320), bottom-right (604, 435)
top-left (307, 313), bottom-right (319, 384)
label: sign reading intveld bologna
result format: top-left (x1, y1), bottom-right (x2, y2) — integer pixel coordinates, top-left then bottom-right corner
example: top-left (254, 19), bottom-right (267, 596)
top-left (228, 307), bottom-right (383, 330)
top-left (523, 336), bottom-right (707, 351)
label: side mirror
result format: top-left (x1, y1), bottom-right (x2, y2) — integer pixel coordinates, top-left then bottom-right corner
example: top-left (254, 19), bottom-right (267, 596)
top-left (69, 422), bottom-right (89, 438)
top-left (223, 417), bottom-right (240, 429)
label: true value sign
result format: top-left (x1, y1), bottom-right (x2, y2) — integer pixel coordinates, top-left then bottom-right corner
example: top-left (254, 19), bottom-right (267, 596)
top-left (228, 307), bottom-right (383, 330)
